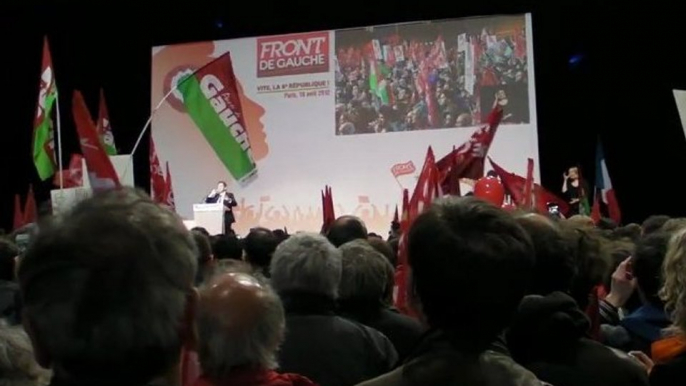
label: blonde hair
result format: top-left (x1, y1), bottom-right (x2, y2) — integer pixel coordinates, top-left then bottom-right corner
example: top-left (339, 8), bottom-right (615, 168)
top-left (660, 228), bottom-right (686, 334)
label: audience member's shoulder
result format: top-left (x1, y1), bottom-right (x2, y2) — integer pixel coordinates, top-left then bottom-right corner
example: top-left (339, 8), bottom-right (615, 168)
top-left (481, 350), bottom-right (543, 386)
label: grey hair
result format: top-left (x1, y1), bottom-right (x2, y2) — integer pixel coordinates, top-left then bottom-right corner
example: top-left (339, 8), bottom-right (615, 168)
top-left (196, 272), bottom-right (284, 378)
top-left (270, 233), bottom-right (342, 298)
top-left (18, 188), bottom-right (197, 383)
top-left (339, 240), bottom-right (394, 302)
top-left (0, 321), bottom-right (51, 386)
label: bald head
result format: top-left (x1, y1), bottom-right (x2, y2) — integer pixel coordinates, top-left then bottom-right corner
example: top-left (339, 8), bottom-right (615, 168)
top-left (196, 272), bottom-right (285, 379)
top-left (327, 216), bottom-right (368, 247)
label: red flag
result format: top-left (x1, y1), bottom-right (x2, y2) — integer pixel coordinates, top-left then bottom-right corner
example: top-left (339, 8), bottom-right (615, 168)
top-left (401, 188), bottom-right (410, 223)
top-left (396, 147), bottom-right (441, 315)
top-left (523, 158), bottom-right (534, 208)
top-left (437, 106), bottom-right (504, 189)
top-left (53, 154), bottom-right (83, 188)
top-left (13, 194), bottom-right (24, 231)
top-left (591, 191), bottom-right (601, 224)
top-left (164, 162), bottom-right (176, 211)
top-left (446, 145), bottom-right (461, 196)
top-left (321, 186), bottom-right (336, 233)
top-left (72, 91), bottom-right (121, 191)
top-left (489, 158), bottom-right (569, 215)
top-left (24, 185), bottom-right (37, 225)
top-left (97, 89), bottom-right (117, 155)
top-left (393, 205), bottom-right (399, 224)
top-left (150, 137), bottom-right (166, 203)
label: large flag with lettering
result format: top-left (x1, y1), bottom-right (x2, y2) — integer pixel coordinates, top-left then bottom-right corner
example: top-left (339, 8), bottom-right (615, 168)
top-left (97, 89), bottom-right (117, 155)
top-left (595, 140), bottom-right (621, 223)
top-left (176, 52), bottom-right (257, 185)
top-left (149, 137), bottom-right (166, 204)
top-left (72, 91), bottom-right (121, 190)
top-left (33, 37), bottom-right (58, 180)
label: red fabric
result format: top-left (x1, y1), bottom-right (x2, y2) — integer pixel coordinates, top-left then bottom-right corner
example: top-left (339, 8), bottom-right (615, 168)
top-left (392, 205), bottom-right (399, 224)
top-left (181, 349), bottom-right (201, 386)
top-left (436, 107), bottom-right (504, 190)
top-left (585, 285), bottom-right (603, 341)
top-left (164, 162), bottom-right (176, 210)
top-left (23, 185), bottom-right (37, 225)
top-left (395, 147), bottom-right (441, 316)
top-left (523, 158), bottom-right (534, 208)
top-left (53, 154), bottom-right (84, 188)
top-left (606, 189), bottom-right (622, 224)
top-left (591, 193), bottom-right (601, 224)
top-left (489, 158), bottom-right (569, 215)
top-left (653, 335), bottom-right (686, 365)
top-left (13, 194), bottom-right (24, 231)
top-left (192, 369), bottom-right (319, 386)
top-left (149, 137), bottom-right (166, 203)
top-left (321, 185), bottom-right (335, 233)
top-left (72, 91), bottom-right (121, 190)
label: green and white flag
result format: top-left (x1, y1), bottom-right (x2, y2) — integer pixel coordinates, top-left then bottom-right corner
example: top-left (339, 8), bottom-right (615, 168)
top-left (33, 37), bottom-right (57, 180)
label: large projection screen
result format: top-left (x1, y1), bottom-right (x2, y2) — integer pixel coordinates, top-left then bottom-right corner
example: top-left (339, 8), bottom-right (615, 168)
top-left (151, 13), bottom-right (538, 234)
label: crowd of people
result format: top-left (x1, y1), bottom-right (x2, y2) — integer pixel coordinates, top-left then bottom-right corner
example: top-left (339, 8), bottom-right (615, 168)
top-left (2, 188), bottom-right (686, 386)
top-left (335, 29), bottom-right (529, 135)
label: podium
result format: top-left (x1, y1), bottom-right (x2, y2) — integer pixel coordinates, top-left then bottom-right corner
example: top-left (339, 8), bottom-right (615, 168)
top-left (193, 203), bottom-right (224, 235)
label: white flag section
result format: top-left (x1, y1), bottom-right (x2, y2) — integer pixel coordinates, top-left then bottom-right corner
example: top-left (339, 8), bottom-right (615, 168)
top-left (674, 89), bottom-right (686, 141)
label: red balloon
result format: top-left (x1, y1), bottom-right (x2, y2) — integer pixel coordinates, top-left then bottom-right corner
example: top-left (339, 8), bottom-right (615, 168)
top-left (473, 176), bottom-right (505, 207)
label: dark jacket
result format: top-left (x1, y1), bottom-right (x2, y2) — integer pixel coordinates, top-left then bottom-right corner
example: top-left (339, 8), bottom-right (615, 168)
top-left (277, 292), bottom-right (398, 386)
top-left (339, 299), bottom-right (424, 361)
top-left (506, 292), bottom-right (649, 386)
top-left (356, 330), bottom-right (541, 386)
top-left (651, 351), bottom-right (686, 386)
top-left (0, 280), bottom-right (20, 324)
top-left (205, 192), bottom-right (237, 224)
top-left (600, 299), bottom-right (671, 355)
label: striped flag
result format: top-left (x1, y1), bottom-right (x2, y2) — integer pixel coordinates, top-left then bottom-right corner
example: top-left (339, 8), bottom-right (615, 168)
top-left (595, 140), bottom-right (621, 224)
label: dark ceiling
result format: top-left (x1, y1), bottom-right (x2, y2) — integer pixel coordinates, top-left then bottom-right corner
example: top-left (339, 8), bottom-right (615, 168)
top-left (2, 1), bottom-right (685, 230)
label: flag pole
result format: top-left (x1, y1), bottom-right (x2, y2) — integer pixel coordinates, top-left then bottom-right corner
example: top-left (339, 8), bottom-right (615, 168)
top-left (56, 90), bottom-right (64, 191)
top-left (122, 86), bottom-right (177, 180)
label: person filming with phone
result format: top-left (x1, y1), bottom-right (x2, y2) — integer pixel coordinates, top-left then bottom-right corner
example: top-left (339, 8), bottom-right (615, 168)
top-left (205, 181), bottom-right (238, 234)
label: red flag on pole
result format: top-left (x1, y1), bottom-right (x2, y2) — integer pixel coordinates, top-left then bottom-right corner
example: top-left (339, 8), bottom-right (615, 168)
top-left (72, 91), bottom-right (121, 191)
top-left (523, 158), bottom-right (534, 209)
top-left (150, 137), bottom-right (166, 203)
top-left (53, 153), bottom-right (83, 188)
top-left (321, 185), bottom-right (336, 233)
top-left (97, 89), bottom-right (117, 155)
top-left (393, 205), bottom-right (399, 224)
top-left (591, 191), bottom-right (602, 224)
top-left (489, 158), bottom-right (569, 215)
top-left (163, 162), bottom-right (176, 211)
top-left (395, 147), bottom-right (441, 315)
top-left (13, 194), bottom-right (24, 231)
top-left (24, 185), bottom-right (37, 225)
top-left (437, 106), bottom-right (504, 189)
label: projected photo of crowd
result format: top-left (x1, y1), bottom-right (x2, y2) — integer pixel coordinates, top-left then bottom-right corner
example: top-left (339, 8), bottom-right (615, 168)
top-left (334, 15), bottom-right (530, 136)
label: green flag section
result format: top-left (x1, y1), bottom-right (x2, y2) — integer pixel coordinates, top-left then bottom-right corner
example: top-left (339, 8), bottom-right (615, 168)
top-left (369, 60), bottom-right (391, 105)
top-left (33, 37), bottom-right (57, 180)
top-left (177, 52), bottom-right (257, 185)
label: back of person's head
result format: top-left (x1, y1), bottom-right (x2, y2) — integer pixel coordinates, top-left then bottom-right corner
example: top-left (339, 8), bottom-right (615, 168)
top-left (559, 223), bottom-right (610, 309)
top-left (660, 218), bottom-right (686, 235)
top-left (243, 228), bottom-right (279, 274)
top-left (338, 240), bottom-right (394, 307)
top-left (613, 223), bottom-right (642, 243)
top-left (597, 217), bottom-right (618, 231)
top-left (191, 227), bottom-right (211, 237)
top-left (408, 197), bottom-right (534, 354)
top-left (642, 215), bottom-right (670, 236)
top-left (272, 229), bottom-right (289, 243)
top-left (0, 238), bottom-right (20, 282)
top-left (196, 270), bottom-right (284, 380)
top-left (367, 237), bottom-right (396, 268)
top-left (192, 230), bottom-right (214, 286)
top-left (661, 228), bottom-right (686, 334)
top-left (634, 232), bottom-right (669, 307)
top-left (270, 233), bottom-right (341, 299)
top-left (516, 214), bottom-right (575, 295)
top-left (18, 188), bottom-right (197, 384)
top-left (327, 216), bottom-right (368, 247)
top-left (211, 234), bottom-right (243, 261)
top-left (0, 321), bottom-right (51, 386)
top-left (566, 215), bottom-right (595, 229)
